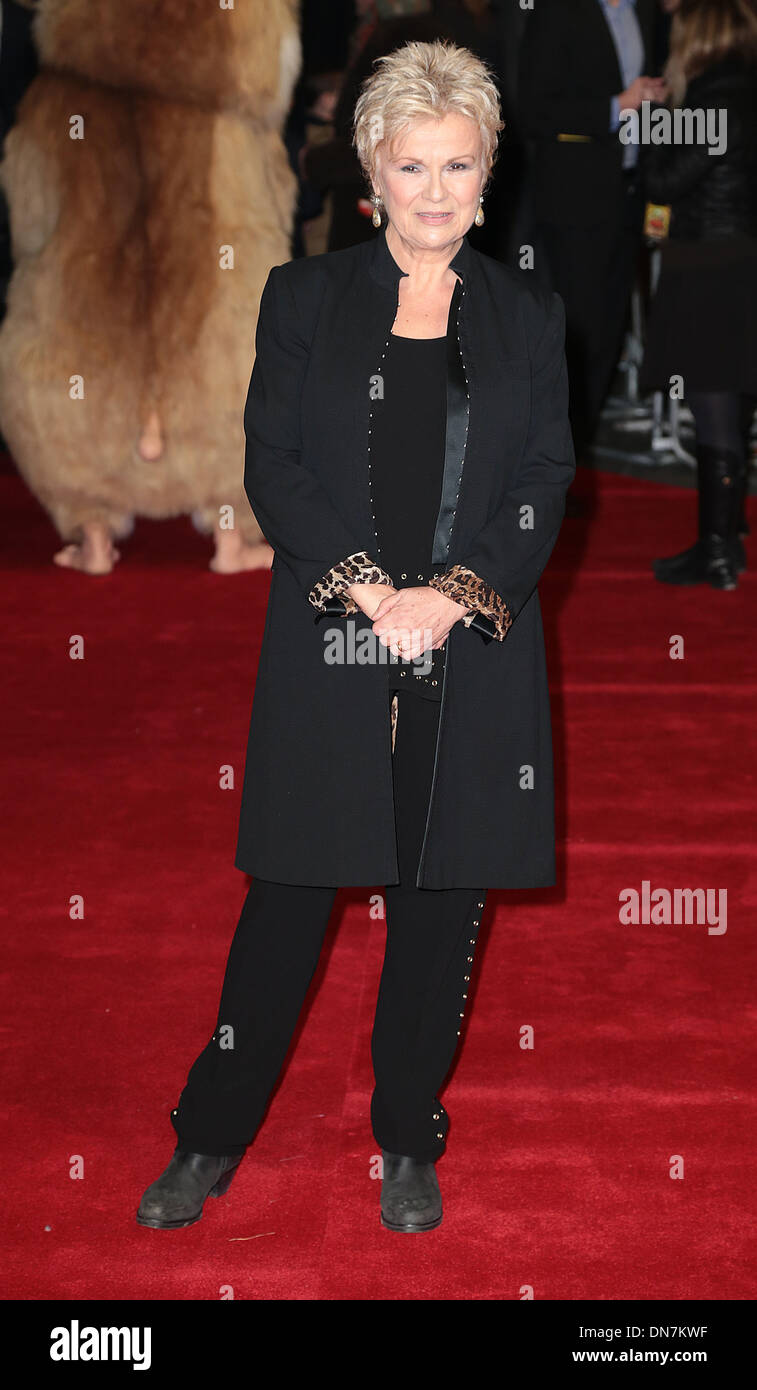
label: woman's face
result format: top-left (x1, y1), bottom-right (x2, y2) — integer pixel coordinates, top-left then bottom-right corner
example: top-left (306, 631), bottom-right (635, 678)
top-left (374, 111), bottom-right (486, 252)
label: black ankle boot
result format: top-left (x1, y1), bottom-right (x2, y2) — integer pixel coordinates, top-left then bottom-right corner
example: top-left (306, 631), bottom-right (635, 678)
top-left (380, 1150), bottom-right (442, 1233)
top-left (653, 446), bottom-right (740, 590)
top-left (136, 1146), bottom-right (243, 1229)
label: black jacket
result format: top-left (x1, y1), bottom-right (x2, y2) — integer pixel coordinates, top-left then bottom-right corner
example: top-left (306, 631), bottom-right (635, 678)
top-left (518, 0), bottom-right (657, 225)
top-left (643, 57), bottom-right (757, 241)
top-left (233, 227), bottom-right (575, 890)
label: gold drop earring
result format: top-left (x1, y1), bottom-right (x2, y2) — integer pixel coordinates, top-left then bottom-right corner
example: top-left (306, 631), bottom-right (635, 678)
top-left (372, 193), bottom-right (383, 228)
top-left (474, 195), bottom-right (485, 227)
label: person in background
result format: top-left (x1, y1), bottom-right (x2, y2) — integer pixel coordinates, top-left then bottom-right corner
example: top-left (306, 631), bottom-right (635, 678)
top-left (518, 0), bottom-right (664, 455)
top-left (640, 0), bottom-right (757, 590)
top-left (284, 0), bottom-right (358, 259)
top-left (489, 0), bottom-right (530, 266)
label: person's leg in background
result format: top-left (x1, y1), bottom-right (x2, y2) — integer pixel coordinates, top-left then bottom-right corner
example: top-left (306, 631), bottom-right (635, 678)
top-left (370, 688), bottom-right (487, 1231)
top-left (535, 185), bottom-right (642, 459)
top-left (535, 217), bottom-right (621, 458)
top-left (533, 220), bottom-right (599, 457)
top-left (653, 389), bottom-right (751, 589)
top-left (589, 178), bottom-right (645, 426)
top-left (137, 876), bottom-right (337, 1227)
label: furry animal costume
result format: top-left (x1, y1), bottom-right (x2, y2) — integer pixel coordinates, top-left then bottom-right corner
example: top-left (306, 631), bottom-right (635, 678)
top-left (0, 0), bottom-right (300, 558)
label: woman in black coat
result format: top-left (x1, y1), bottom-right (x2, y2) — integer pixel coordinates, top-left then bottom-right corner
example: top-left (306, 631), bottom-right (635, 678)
top-left (640, 0), bottom-right (757, 589)
top-left (137, 38), bottom-right (575, 1235)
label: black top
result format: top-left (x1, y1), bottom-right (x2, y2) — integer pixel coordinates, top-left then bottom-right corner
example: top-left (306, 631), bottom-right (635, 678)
top-left (643, 57), bottom-right (757, 242)
top-left (369, 331), bottom-right (448, 702)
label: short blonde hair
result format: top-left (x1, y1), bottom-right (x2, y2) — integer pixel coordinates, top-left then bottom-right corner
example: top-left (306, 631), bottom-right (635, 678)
top-left (352, 39), bottom-right (504, 195)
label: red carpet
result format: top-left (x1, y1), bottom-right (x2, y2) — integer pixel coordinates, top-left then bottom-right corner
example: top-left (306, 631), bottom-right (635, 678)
top-left (2, 460), bottom-right (755, 1300)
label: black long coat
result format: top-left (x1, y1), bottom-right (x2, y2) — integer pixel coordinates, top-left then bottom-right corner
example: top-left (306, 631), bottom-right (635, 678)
top-left (234, 226), bottom-right (575, 889)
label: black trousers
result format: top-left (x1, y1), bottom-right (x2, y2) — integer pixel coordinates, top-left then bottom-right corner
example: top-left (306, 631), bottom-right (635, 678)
top-left (170, 689), bottom-right (488, 1164)
top-left (534, 177), bottom-right (645, 452)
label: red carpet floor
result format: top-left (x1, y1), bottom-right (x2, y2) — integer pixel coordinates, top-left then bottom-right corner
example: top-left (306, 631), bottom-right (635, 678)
top-left (2, 461), bottom-right (755, 1300)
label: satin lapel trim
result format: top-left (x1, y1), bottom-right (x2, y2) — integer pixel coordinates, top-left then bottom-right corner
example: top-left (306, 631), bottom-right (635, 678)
top-left (432, 276), bottom-right (468, 567)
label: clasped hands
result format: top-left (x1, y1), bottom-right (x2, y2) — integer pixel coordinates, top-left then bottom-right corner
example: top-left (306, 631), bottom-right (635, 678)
top-left (344, 581), bottom-right (469, 659)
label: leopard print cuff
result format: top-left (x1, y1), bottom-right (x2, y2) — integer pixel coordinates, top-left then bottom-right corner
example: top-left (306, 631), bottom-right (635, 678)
top-left (308, 550), bottom-right (394, 615)
top-left (428, 564), bottom-right (512, 642)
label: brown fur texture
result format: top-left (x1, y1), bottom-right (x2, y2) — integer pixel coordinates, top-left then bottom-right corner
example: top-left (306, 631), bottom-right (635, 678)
top-left (0, 0), bottom-right (300, 544)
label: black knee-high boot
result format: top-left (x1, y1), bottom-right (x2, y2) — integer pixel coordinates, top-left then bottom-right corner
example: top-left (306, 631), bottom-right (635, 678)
top-left (653, 445), bottom-right (740, 590)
